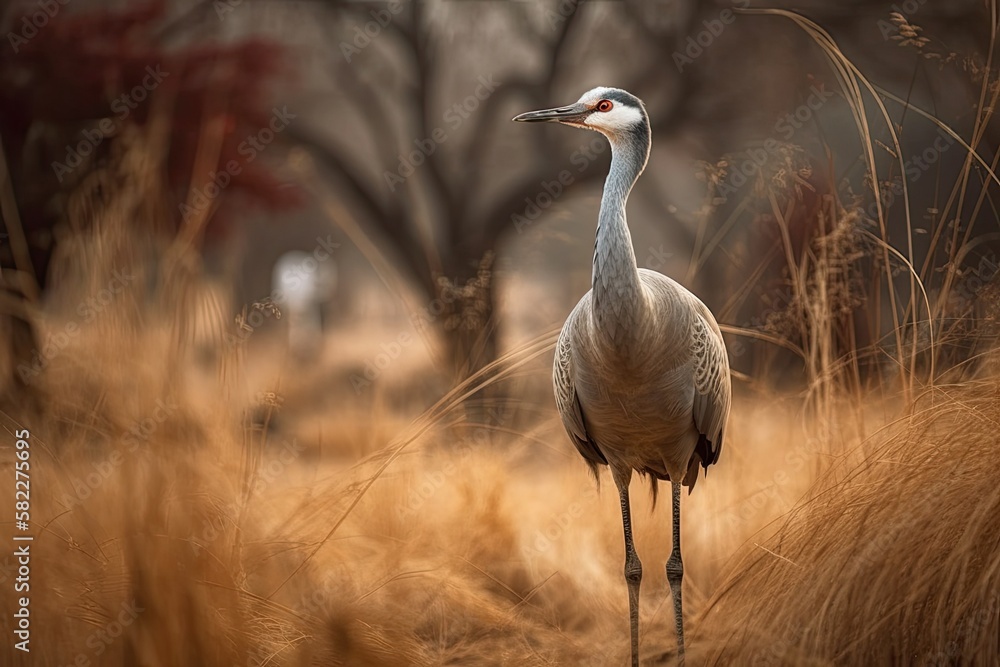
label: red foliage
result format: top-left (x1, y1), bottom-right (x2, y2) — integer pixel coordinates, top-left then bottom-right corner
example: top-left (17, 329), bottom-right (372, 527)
top-left (0, 0), bottom-right (300, 281)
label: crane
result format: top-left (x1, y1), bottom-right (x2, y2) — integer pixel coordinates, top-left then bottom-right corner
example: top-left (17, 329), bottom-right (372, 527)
top-left (513, 87), bottom-right (732, 665)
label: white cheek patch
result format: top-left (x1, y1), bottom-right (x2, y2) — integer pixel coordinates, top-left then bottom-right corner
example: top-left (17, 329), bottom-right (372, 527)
top-left (584, 104), bottom-right (644, 133)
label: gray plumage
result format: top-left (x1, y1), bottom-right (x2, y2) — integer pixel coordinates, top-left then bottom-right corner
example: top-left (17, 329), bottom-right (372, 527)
top-left (554, 272), bottom-right (729, 490)
top-left (515, 86), bottom-right (731, 666)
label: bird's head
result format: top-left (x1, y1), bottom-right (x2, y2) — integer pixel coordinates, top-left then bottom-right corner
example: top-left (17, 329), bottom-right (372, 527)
top-left (512, 86), bottom-right (649, 144)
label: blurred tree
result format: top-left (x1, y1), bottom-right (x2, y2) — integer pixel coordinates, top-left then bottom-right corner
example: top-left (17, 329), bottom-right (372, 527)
top-left (289, 0), bottom-right (703, 381)
top-left (0, 0), bottom-right (299, 392)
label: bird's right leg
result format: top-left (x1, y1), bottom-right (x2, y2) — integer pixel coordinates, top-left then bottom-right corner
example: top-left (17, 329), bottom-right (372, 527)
top-left (613, 468), bottom-right (642, 667)
top-left (666, 480), bottom-right (685, 665)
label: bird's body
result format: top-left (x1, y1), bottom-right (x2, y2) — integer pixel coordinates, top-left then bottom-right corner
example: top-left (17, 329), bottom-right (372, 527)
top-left (556, 270), bottom-right (728, 489)
top-left (514, 86), bottom-right (731, 666)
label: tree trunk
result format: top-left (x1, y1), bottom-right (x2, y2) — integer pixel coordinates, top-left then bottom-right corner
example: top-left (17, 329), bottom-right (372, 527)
top-left (434, 250), bottom-right (498, 385)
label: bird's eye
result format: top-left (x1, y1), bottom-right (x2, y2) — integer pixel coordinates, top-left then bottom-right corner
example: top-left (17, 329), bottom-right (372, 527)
top-left (596, 99), bottom-right (613, 112)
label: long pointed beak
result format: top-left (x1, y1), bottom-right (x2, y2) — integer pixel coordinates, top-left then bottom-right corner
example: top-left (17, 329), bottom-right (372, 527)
top-left (512, 102), bottom-right (591, 123)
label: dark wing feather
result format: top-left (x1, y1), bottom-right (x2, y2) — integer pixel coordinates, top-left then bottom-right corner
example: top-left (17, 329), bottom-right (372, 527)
top-left (690, 303), bottom-right (732, 469)
top-left (553, 324), bottom-right (607, 469)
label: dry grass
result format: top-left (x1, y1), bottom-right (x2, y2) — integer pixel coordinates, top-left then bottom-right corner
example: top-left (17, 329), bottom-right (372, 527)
top-left (2, 281), bottom-right (999, 665)
top-left (698, 380), bottom-right (1000, 665)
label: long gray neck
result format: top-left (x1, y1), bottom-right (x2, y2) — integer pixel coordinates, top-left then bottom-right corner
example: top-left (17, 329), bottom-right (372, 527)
top-left (591, 133), bottom-right (649, 347)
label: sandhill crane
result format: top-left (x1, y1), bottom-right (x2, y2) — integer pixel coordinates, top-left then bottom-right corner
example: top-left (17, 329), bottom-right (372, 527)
top-left (514, 87), bottom-right (731, 665)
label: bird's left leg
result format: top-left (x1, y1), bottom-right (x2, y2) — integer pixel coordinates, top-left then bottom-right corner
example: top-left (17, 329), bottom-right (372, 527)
top-left (613, 468), bottom-right (642, 667)
top-left (666, 480), bottom-right (685, 664)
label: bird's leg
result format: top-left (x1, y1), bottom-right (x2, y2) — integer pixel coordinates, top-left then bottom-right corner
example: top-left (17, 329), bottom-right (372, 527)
top-left (666, 480), bottom-right (685, 664)
top-left (614, 470), bottom-right (642, 667)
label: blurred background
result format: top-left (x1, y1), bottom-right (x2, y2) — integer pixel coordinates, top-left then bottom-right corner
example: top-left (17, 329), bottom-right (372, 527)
top-left (3, 0), bottom-right (996, 404)
top-left (1, 0), bottom-right (999, 665)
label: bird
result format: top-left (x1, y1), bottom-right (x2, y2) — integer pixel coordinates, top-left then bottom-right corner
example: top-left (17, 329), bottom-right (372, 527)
top-left (513, 87), bottom-right (731, 665)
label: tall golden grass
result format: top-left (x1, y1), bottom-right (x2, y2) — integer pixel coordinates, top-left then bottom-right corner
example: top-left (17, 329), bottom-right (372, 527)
top-left (701, 381), bottom-right (1000, 665)
top-left (4, 279), bottom-right (999, 665)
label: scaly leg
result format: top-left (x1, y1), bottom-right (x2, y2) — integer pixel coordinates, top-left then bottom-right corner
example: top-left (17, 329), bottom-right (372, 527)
top-left (613, 469), bottom-right (642, 667)
top-left (666, 480), bottom-right (685, 664)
